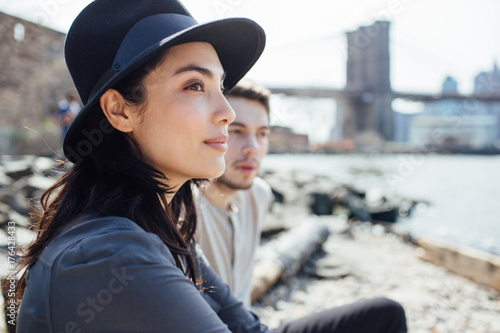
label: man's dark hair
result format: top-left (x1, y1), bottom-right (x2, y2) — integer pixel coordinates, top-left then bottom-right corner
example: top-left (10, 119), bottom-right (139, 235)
top-left (226, 79), bottom-right (271, 114)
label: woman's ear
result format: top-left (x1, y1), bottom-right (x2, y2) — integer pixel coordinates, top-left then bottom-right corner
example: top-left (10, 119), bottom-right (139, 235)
top-left (100, 89), bottom-right (134, 133)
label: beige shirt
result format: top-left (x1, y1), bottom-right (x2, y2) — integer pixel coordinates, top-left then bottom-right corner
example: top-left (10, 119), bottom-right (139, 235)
top-left (194, 177), bottom-right (273, 308)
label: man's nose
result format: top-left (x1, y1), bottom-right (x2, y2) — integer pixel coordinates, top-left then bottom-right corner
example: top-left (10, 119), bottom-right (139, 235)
top-left (242, 134), bottom-right (259, 155)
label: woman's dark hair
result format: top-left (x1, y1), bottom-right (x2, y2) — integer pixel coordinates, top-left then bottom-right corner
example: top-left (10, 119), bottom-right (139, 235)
top-left (8, 48), bottom-right (200, 303)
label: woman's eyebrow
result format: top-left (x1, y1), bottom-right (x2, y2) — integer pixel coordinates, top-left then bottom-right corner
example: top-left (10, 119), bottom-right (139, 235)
top-left (174, 65), bottom-right (226, 81)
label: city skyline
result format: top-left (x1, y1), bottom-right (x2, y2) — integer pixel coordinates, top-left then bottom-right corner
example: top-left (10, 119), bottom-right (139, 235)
top-left (1, 0), bottom-right (499, 144)
top-left (1, 0), bottom-right (499, 95)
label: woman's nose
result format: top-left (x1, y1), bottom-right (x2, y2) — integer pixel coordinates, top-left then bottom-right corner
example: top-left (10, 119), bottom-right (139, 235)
top-left (213, 95), bottom-right (235, 125)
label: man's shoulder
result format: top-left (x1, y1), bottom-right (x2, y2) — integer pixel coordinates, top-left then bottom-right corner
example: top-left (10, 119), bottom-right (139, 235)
top-left (250, 177), bottom-right (272, 196)
top-left (235, 177), bottom-right (273, 209)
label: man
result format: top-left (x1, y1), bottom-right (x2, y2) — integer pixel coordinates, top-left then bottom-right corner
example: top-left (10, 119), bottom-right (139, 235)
top-left (195, 79), bottom-right (407, 332)
top-left (57, 93), bottom-right (81, 139)
top-left (195, 79), bottom-right (273, 308)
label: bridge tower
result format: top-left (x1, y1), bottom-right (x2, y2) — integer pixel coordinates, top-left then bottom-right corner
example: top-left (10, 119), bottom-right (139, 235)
top-left (341, 21), bottom-right (393, 142)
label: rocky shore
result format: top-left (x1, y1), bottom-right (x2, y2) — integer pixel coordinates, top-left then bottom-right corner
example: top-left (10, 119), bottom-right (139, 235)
top-left (253, 169), bottom-right (500, 333)
top-left (252, 218), bottom-right (500, 333)
top-left (0, 156), bottom-right (499, 332)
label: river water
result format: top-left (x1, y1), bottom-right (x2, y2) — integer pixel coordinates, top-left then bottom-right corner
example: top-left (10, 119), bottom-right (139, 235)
top-left (261, 153), bottom-right (500, 256)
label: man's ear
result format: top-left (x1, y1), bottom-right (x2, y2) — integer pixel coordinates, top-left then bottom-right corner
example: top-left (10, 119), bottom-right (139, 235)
top-left (100, 89), bottom-right (134, 133)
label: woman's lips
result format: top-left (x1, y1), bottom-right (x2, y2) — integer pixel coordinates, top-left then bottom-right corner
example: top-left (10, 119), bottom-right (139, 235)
top-left (204, 135), bottom-right (228, 152)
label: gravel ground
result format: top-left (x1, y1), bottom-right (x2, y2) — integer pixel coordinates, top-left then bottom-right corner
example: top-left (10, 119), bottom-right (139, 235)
top-left (252, 219), bottom-right (500, 333)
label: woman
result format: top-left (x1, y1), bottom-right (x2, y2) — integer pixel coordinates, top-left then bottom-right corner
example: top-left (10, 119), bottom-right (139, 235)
top-left (12, 0), bottom-right (268, 332)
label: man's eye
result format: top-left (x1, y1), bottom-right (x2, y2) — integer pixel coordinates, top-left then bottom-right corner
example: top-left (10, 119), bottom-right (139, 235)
top-left (229, 129), bottom-right (242, 134)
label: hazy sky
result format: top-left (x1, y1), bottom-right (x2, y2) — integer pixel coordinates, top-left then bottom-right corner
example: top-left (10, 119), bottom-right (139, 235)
top-left (1, 0), bottom-right (499, 95)
top-left (1, 0), bottom-right (499, 141)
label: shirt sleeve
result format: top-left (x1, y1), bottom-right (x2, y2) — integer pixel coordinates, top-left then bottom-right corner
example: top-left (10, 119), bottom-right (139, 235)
top-left (48, 227), bottom-right (269, 333)
top-left (195, 245), bottom-right (271, 333)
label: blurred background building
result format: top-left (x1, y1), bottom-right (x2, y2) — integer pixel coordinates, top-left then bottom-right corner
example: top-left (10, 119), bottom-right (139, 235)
top-left (0, 11), bottom-right (75, 156)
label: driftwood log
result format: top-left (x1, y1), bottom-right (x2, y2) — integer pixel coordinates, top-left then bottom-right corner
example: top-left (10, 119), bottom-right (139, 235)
top-left (251, 220), bottom-right (330, 303)
top-left (415, 238), bottom-right (500, 291)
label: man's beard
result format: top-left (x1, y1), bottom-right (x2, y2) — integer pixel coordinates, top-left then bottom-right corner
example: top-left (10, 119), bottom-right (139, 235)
top-left (216, 172), bottom-right (253, 190)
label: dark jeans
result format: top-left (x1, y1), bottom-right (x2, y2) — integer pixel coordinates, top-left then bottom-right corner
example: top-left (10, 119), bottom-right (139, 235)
top-left (277, 297), bottom-right (407, 333)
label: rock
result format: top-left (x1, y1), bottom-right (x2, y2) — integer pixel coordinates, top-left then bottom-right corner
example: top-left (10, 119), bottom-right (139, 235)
top-left (309, 192), bottom-right (333, 215)
top-left (367, 204), bottom-right (399, 223)
top-left (24, 175), bottom-right (56, 198)
top-left (0, 193), bottom-right (30, 217)
top-left (32, 156), bottom-right (57, 175)
top-left (262, 171), bottom-right (302, 203)
top-left (0, 172), bottom-right (12, 189)
top-left (301, 256), bottom-right (353, 279)
top-left (0, 156), bottom-right (35, 180)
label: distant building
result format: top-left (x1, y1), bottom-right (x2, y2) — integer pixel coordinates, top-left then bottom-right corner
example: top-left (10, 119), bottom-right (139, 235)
top-left (473, 63), bottom-right (500, 141)
top-left (392, 111), bottom-right (415, 143)
top-left (410, 115), bottom-right (497, 150)
top-left (408, 75), bottom-right (499, 150)
top-left (474, 63), bottom-right (500, 97)
top-left (0, 11), bottom-right (75, 155)
top-left (442, 76), bottom-right (458, 94)
top-left (269, 126), bottom-right (309, 153)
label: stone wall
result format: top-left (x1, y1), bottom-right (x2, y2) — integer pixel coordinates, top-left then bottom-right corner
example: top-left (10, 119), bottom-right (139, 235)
top-left (0, 12), bottom-right (76, 155)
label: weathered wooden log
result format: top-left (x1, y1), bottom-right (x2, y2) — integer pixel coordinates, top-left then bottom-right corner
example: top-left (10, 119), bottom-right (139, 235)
top-left (415, 238), bottom-right (500, 291)
top-left (251, 220), bottom-right (330, 303)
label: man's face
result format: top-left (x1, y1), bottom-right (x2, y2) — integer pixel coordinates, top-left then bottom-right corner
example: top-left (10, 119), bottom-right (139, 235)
top-left (217, 95), bottom-right (270, 190)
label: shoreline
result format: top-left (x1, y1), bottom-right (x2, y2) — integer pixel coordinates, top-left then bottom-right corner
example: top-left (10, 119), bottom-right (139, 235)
top-left (261, 153), bottom-right (500, 257)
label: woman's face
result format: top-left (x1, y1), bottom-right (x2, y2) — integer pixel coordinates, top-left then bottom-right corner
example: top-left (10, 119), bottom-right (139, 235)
top-left (129, 42), bottom-right (234, 187)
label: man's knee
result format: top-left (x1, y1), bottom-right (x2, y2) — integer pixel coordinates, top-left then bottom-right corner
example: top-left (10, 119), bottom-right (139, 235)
top-left (369, 297), bottom-right (407, 332)
top-left (373, 297), bottom-right (405, 314)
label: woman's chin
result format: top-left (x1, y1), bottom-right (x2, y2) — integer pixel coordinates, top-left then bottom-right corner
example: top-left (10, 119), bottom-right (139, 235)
top-left (191, 160), bottom-right (226, 180)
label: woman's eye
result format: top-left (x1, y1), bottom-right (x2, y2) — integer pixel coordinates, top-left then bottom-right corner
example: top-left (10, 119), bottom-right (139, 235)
top-left (186, 81), bottom-right (204, 91)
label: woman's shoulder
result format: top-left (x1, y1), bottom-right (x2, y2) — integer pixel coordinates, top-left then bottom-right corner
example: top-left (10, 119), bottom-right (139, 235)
top-left (21, 216), bottom-right (235, 333)
top-left (39, 214), bottom-right (173, 268)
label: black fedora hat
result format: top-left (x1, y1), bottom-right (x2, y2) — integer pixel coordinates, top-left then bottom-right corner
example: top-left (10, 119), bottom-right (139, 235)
top-left (63, 0), bottom-right (265, 163)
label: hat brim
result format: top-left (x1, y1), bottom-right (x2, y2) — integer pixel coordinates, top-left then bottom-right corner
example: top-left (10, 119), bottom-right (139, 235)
top-left (63, 17), bottom-right (265, 162)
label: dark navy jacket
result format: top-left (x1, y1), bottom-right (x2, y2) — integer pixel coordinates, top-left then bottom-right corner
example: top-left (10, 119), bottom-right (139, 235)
top-left (17, 215), bottom-right (270, 332)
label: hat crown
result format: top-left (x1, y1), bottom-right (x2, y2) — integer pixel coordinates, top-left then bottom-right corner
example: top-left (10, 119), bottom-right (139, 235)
top-left (65, 0), bottom-right (193, 104)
